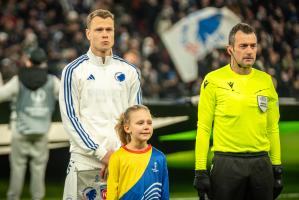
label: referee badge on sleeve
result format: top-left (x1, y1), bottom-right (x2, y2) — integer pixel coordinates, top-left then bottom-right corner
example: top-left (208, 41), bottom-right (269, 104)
top-left (257, 95), bottom-right (268, 112)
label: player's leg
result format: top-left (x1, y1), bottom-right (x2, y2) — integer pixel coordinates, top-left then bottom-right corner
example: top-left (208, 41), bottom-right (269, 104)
top-left (63, 153), bottom-right (103, 200)
top-left (63, 158), bottom-right (77, 199)
top-left (248, 155), bottom-right (273, 200)
top-left (210, 154), bottom-right (248, 200)
top-left (29, 135), bottom-right (49, 200)
top-left (7, 132), bottom-right (29, 200)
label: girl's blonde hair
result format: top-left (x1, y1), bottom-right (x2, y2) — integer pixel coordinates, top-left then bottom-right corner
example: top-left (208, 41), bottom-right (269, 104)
top-left (115, 105), bottom-right (151, 145)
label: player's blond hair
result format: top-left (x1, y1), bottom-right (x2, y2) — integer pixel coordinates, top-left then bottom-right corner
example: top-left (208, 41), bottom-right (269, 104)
top-left (115, 105), bottom-right (151, 145)
top-left (86, 9), bottom-right (114, 28)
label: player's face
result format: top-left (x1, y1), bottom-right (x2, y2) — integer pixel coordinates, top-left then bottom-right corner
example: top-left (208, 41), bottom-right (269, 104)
top-left (125, 109), bottom-right (153, 145)
top-left (86, 16), bottom-right (114, 57)
top-left (231, 30), bottom-right (257, 68)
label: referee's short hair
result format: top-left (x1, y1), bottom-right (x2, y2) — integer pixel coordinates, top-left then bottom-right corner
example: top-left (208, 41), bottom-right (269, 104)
top-left (228, 23), bottom-right (256, 45)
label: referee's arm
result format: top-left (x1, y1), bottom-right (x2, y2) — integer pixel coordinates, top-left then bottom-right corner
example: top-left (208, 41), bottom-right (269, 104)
top-left (195, 77), bottom-right (216, 170)
top-left (267, 79), bottom-right (281, 165)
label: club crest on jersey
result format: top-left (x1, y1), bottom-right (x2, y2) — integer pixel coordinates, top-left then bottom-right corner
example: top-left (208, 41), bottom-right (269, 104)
top-left (82, 187), bottom-right (97, 200)
top-left (257, 95), bottom-right (268, 112)
top-left (114, 72), bottom-right (125, 82)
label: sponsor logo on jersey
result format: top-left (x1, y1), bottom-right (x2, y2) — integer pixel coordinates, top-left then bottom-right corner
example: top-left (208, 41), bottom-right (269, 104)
top-left (114, 72), bottom-right (125, 82)
top-left (228, 81), bottom-right (234, 89)
top-left (204, 80), bottom-right (209, 88)
top-left (87, 74), bottom-right (95, 80)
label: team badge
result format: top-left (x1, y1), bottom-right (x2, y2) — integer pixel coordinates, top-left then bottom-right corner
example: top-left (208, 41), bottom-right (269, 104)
top-left (257, 95), bottom-right (268, 112)
top-left (114, 72), bottom-right (125, 82)
top-left (82, 187), bottom-right (97, 200)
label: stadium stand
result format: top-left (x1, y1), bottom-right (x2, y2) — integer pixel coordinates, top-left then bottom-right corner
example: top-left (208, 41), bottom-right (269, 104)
top-left (0, 0), bottom-right (298, 98)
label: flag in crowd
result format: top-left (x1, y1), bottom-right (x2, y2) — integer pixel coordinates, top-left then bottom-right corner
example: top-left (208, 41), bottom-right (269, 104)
top-left (160, 7), bottom-right (240, 82)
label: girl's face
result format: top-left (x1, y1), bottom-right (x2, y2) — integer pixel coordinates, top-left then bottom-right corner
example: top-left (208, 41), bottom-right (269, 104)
top-left (125, 109), bottom-right (153, 145)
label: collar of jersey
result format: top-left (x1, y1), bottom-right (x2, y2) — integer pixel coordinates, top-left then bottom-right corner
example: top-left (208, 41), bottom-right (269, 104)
top-left (227, 64), bottom-right (255, 80)
top-left (122, 144), bottom-right (152, 154)
top-left (87, 49), bottom-right (112, 66)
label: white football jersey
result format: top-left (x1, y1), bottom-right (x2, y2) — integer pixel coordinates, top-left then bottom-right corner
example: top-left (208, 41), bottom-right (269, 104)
top-left (59, 49), bottom-right (142, 165)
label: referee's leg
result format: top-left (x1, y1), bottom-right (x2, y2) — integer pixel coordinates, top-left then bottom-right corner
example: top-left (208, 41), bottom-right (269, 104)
top-left (210, 154), bottom-right (248, 200)
top-left (248, 155), bottom-right (273, 200)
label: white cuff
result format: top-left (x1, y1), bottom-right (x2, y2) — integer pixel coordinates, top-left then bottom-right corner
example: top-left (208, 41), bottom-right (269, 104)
top-left (94, 146), bottom-right (107, 161)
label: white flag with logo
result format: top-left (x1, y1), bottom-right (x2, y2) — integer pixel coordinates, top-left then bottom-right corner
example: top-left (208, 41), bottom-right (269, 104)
top-left (160, 7), bottom-right (240, 82)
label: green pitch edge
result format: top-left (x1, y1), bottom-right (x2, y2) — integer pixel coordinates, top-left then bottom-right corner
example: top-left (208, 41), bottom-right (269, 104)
top-left (159, 121), bottom-right (299, 142)
top-left (164, 121), bottom-right (299, 168)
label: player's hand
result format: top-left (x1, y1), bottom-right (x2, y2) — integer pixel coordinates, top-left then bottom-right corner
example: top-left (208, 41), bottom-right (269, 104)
top-left (101, 150), bottom-right (114, 166)
top-left (273, 165), bottom-right (283, 199)
top-left (100, 165), bottom-right (108, 181)
top-left (100, 150), bottom-right (114, 180)
top-left (193, 170), bottom-right (211, 199)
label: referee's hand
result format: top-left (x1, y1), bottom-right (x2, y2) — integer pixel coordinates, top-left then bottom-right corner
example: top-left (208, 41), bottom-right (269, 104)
top-left (273, 165), bottom-right (283, 199)
top-left (193, 170), bottom-right (211, 199)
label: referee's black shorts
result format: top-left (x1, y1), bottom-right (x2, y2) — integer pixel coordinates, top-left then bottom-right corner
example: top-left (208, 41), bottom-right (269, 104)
top-left (210, 151), bottom-right (274, 200)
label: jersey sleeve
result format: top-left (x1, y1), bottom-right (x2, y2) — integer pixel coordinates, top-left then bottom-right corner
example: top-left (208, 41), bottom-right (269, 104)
top-left (52, 75), bottom-right (60, 99)
top-left (266, 76), bottom-right (281, 165)
top-left (0, 76), bottom-right (19, 102)
top-left (59, 67), bottom-right (107, 160)
top-left (161, 154), bottom-right (170, 200)
top-left (195, 75), bottom-right (216, 170)
top-left (107, 152), bottom-right (120, 200)
top-left (129, 69), bottom-right (142, 105)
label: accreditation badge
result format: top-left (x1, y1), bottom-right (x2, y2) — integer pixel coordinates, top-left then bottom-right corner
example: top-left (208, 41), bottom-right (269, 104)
top-left (257, 95), bottom-right (268, 112)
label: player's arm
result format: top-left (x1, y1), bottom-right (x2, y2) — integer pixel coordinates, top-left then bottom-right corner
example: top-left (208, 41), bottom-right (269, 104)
top-left (195, 75), bottom-right (216, 170)
top-left (128, 69), bottom-right (142, 105)
top-left (0, 76), bottom-right (19, 102)
top-left (106, 153), bottom-right (119, 200)
top-left (266, 75), bottom-right (283, 200)
top-left (266, 76), bottom-right (281, 165)
top-left (59, 67), bottom-right (107, 160)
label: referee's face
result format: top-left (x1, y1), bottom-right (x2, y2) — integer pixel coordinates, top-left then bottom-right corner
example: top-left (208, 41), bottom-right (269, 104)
top-left (231, 31), bottom-right (257, 68)
top-left (86, 16), bottom-right (115, 57)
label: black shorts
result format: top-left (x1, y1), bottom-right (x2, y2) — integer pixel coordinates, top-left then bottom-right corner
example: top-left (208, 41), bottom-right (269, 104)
top-left (210, 152), bottom-right (274, 200)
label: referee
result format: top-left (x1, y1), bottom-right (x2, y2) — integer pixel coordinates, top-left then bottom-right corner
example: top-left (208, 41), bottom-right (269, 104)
top-left (193, 23), bottom-right (283, 200)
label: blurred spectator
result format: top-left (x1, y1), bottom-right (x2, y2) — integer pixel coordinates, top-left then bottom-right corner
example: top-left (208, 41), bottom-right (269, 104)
top-left (141, 60), bottom-right (160, 98)
top-left (159, 63), bottom-right (186, 99)
top-left (0, 0), bottom-right (298, 98)
top-left (291, 72), bottom-right (299, 98)
top-left (0, 47), bottom-right (60, 200)
top-left (0, 58), bottom-right (18, 84)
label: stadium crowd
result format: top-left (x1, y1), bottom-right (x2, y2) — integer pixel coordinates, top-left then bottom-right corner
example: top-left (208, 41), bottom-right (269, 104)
top-left (0, 0), bottom-right (299, 99)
